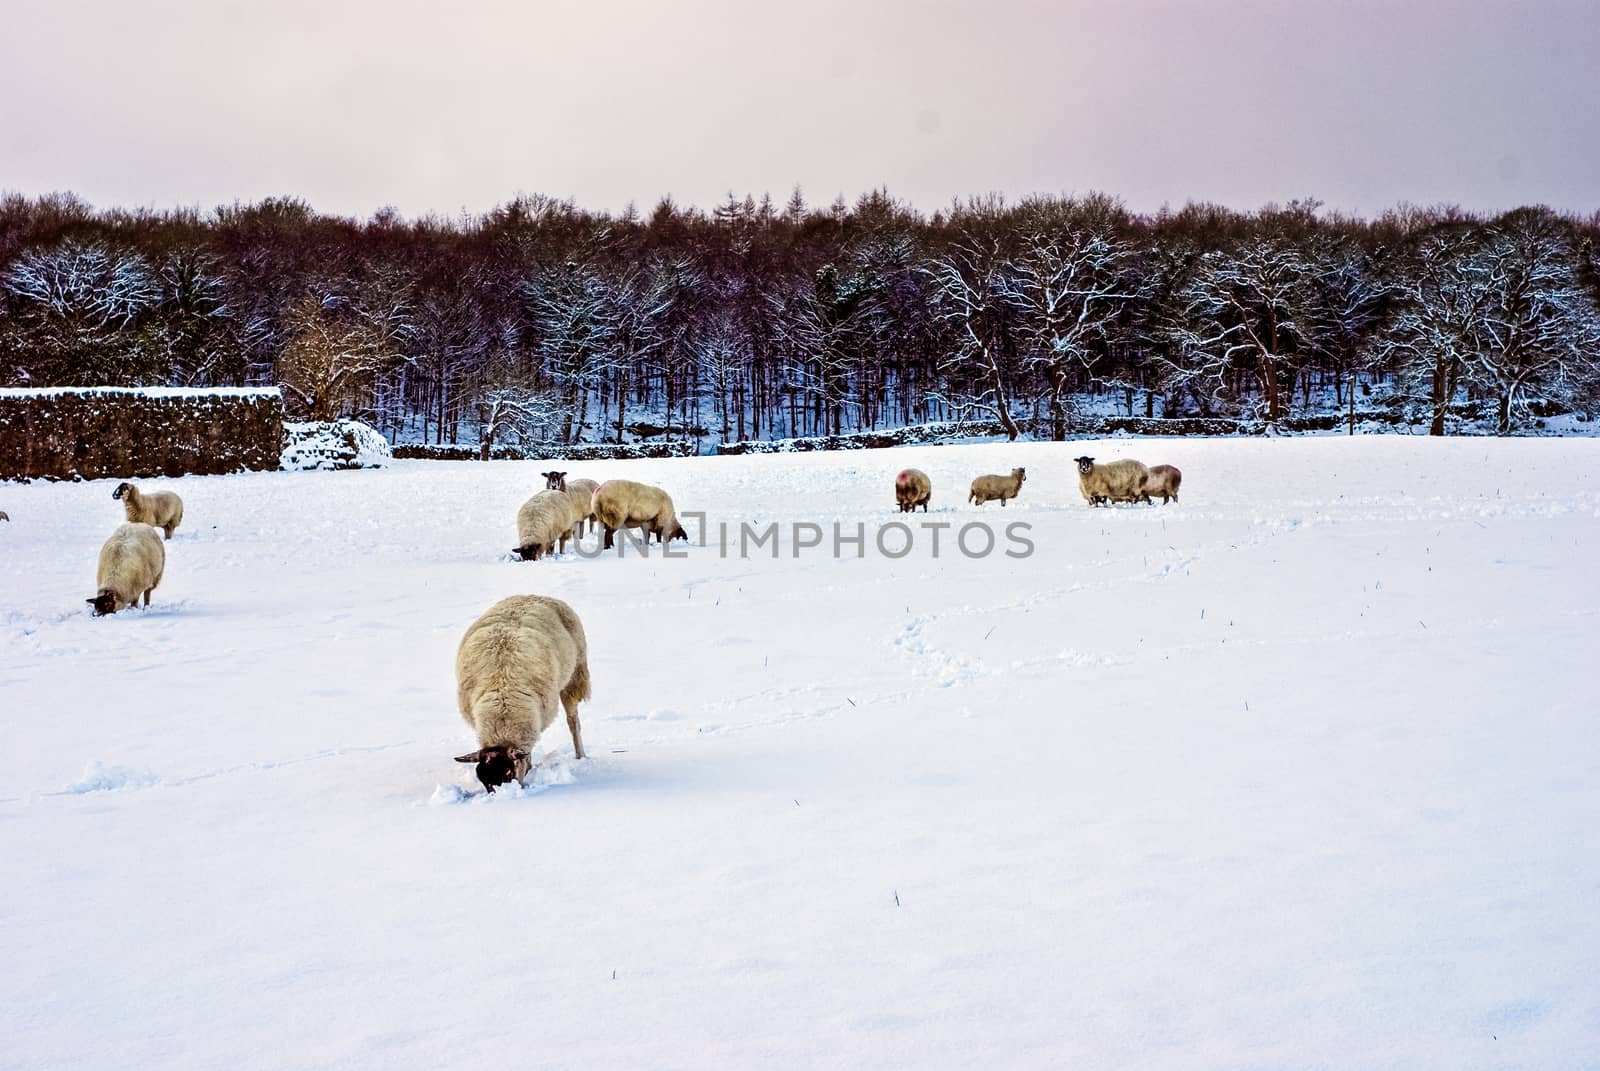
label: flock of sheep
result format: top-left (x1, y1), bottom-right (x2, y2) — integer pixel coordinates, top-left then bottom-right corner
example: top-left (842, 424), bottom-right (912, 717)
top-left (62, 450), bottom-right (1181, 794)
top-left (897, 455), bottom-right (1182, 512)
top-left (85, 483), bottom-right (183, 616)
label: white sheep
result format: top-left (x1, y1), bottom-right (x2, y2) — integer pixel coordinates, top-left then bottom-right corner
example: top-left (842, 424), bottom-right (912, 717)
top-left (514, 490), bottom-right (579, 561)
top-left (591, 479), bottom-right (687, 550)
top-left (968, 467), bottom-right (1026, 507)
top-left (86, 523), bottom-right (166, 615)
top-left (894, 468), bottom-right (932, 513)
top-left (454, 594), bottom-right (590, 792)
top-left (112, 482), bottom-right (183, 539)
top-left (1142, 464), bottom-right (1182, 504)
top-left (1073, 456), bottom-right (1151, 506)
top-left (543, 471), bottom-right (600, 538)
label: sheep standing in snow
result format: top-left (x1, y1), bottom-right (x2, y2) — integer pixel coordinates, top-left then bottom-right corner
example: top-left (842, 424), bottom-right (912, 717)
top-left (543, 471), bottom-right (601, 538)
top-left (514, 490), bottom-right (579, 561)
top-left (591, 479), bottom-right (687, 549)
top-left (113, 482), bottom-right (183, 539)
top-left (454, 594), bottom-right (590, 792)
top-left (968, 467), bottom-right (1026, 507)
top-left (86, 523), bottom-right (166, 615)
top-left (894, 468), bottom-right (932, 513)
top-left (1073, 456), bottom-right (1150, 506)
top-left (1141, 464), bottom-right (1182, 504)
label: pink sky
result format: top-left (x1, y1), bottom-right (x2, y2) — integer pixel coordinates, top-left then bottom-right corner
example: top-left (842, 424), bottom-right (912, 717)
top-left (4, 0), bottom-right (1597, 219)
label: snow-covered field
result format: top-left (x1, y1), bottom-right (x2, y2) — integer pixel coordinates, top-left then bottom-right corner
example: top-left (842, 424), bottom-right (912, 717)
top-left (2, 439), bottom-right (1597, 1070)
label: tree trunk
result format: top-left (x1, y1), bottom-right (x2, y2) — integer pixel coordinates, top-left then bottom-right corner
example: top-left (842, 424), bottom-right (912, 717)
top-left (1347, 369), bottom-right (1357, 436)
top-left (1430, 353), bottom-right (1449, 436)
top-left (1262, 355), bottom-right (1282, 423)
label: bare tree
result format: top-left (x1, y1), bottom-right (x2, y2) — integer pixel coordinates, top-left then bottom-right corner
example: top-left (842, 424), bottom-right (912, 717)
top-left (1178, 238), bottom-right (1312, 423)
top-left (1374, 226), bottom-right (1485, 435)
top-left (476, 381), bottom-right (563, 458)
top-left (923, 238), bottom-right (1021, 439)
top-left (277, 295), bottom-right (400, 421)
top-left (1465, 211), bottom-right (1600, 433)
top-left (0, 239), bottom-right (165, 384)
top-left (1003, 228), bottom-right (1142, 439)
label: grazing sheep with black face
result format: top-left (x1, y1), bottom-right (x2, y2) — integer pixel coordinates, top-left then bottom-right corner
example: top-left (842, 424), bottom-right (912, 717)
top-left (591, 479), bottom-right (688, 550)
top-left (514, 490), bottom-right (579, 561)
top-left (1143, 464), bottom-right (1182, 504)
top-left (113, 482), bottom-right (183, 539)
top-left (1073, 456), bottom-right (1150, 507)
top-left (454, 595), bottom-right (590, 793)
top-left (87, 523), bottom-right (166, 616)
top-left (543, 471), bottom-right (601, 538)
top-left (894, 468), bottom-right (932, 513)
top-left (968, 467), bottom-right (1026, 507)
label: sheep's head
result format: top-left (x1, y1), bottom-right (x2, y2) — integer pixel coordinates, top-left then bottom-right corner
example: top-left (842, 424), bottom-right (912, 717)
top-left (455, 745), bottom-right (531, 792)
top-left (1073, 456), bottom-right (1095, 475)
top-left (112, 482), bottom-right (132, 500)
top-left (542, 471), bottom-right (568, 491)
top-left (1014, 467), bottom-right (1027, 483)
top-left (86, 591), bottom-right (119, 616)
top-left (669, 521), bottom-right (688, 542)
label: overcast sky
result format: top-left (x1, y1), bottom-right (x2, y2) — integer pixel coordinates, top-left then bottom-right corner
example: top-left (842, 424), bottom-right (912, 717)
top-left (3, 0), bottom-right (1597, 221)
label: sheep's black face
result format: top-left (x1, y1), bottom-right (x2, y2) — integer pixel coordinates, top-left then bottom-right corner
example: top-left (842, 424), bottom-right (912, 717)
top-left (112, 482), bottom-right (131, 500)
top-left (542, 471), bottom-right (568, 491)
top-left (1073, 457), bottom-right (1094, 475)
top-left (669, 522), bottom-right (688, 542)
top-left (86, 593), bottom-right (118, 616)
top-left (456, 746), bottom-right (531, 792)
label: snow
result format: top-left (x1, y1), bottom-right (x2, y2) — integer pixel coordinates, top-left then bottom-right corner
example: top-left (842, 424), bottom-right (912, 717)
top-left (0, 386), bottom-right (281, 399)
top-left (1, 438), bottom-right (1597, 1069)
top-left (280, 420), bottom-right (393, 470)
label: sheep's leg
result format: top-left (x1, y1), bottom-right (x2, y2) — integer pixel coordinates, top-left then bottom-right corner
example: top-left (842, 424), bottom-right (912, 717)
top-left (563, 696), bottom-right (586, 759)
top-left (603, 526), bottom-right (616, 550)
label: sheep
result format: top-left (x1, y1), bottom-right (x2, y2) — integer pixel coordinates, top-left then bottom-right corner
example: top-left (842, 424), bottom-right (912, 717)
top-left (112, 482), bottom-right (183, 539)
top-left (1142, 464), bottom-right (1182, 504)
top-left (968, 467), bottom-right (1026, 507)
top-left (454, 594), bottom-right (590, 792)
top-left (86, 523), bottom-right (166, 616)
top-left (1073, 456), bottom-right (1151, 506)
top-left (894, 468), bottom-right (932, 513)
top-left (591, 479), bottom-right (688, 550)
top-left (514, 490), bottom-right (580, 561)
top-left (543, 471), bottom-right (601, 538)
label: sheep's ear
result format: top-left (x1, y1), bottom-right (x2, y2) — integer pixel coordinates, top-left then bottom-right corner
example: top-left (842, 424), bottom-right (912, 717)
top-left (454, 751), bottom-right (482, 763)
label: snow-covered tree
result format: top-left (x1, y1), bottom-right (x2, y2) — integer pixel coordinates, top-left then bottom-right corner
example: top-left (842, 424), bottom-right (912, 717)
top-left (923, 238), bottom-right (1021, 440)
top-left (0, 240), bottom-right (165, 385)
top-left (1176, 238), bottom-right (1312, 423)
top-left (1002, 227), bottom-right (1142, 439)
top-left (1463, 210), bottom-right (1600, 432)
top-left (277, 295), bottom-right (401, 421)
top-left (524, 261), bottom-right (615, 443)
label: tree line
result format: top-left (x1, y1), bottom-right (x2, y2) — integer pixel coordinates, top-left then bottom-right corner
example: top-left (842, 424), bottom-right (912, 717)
top-left (2, 189), bottom-right (1597, 446)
